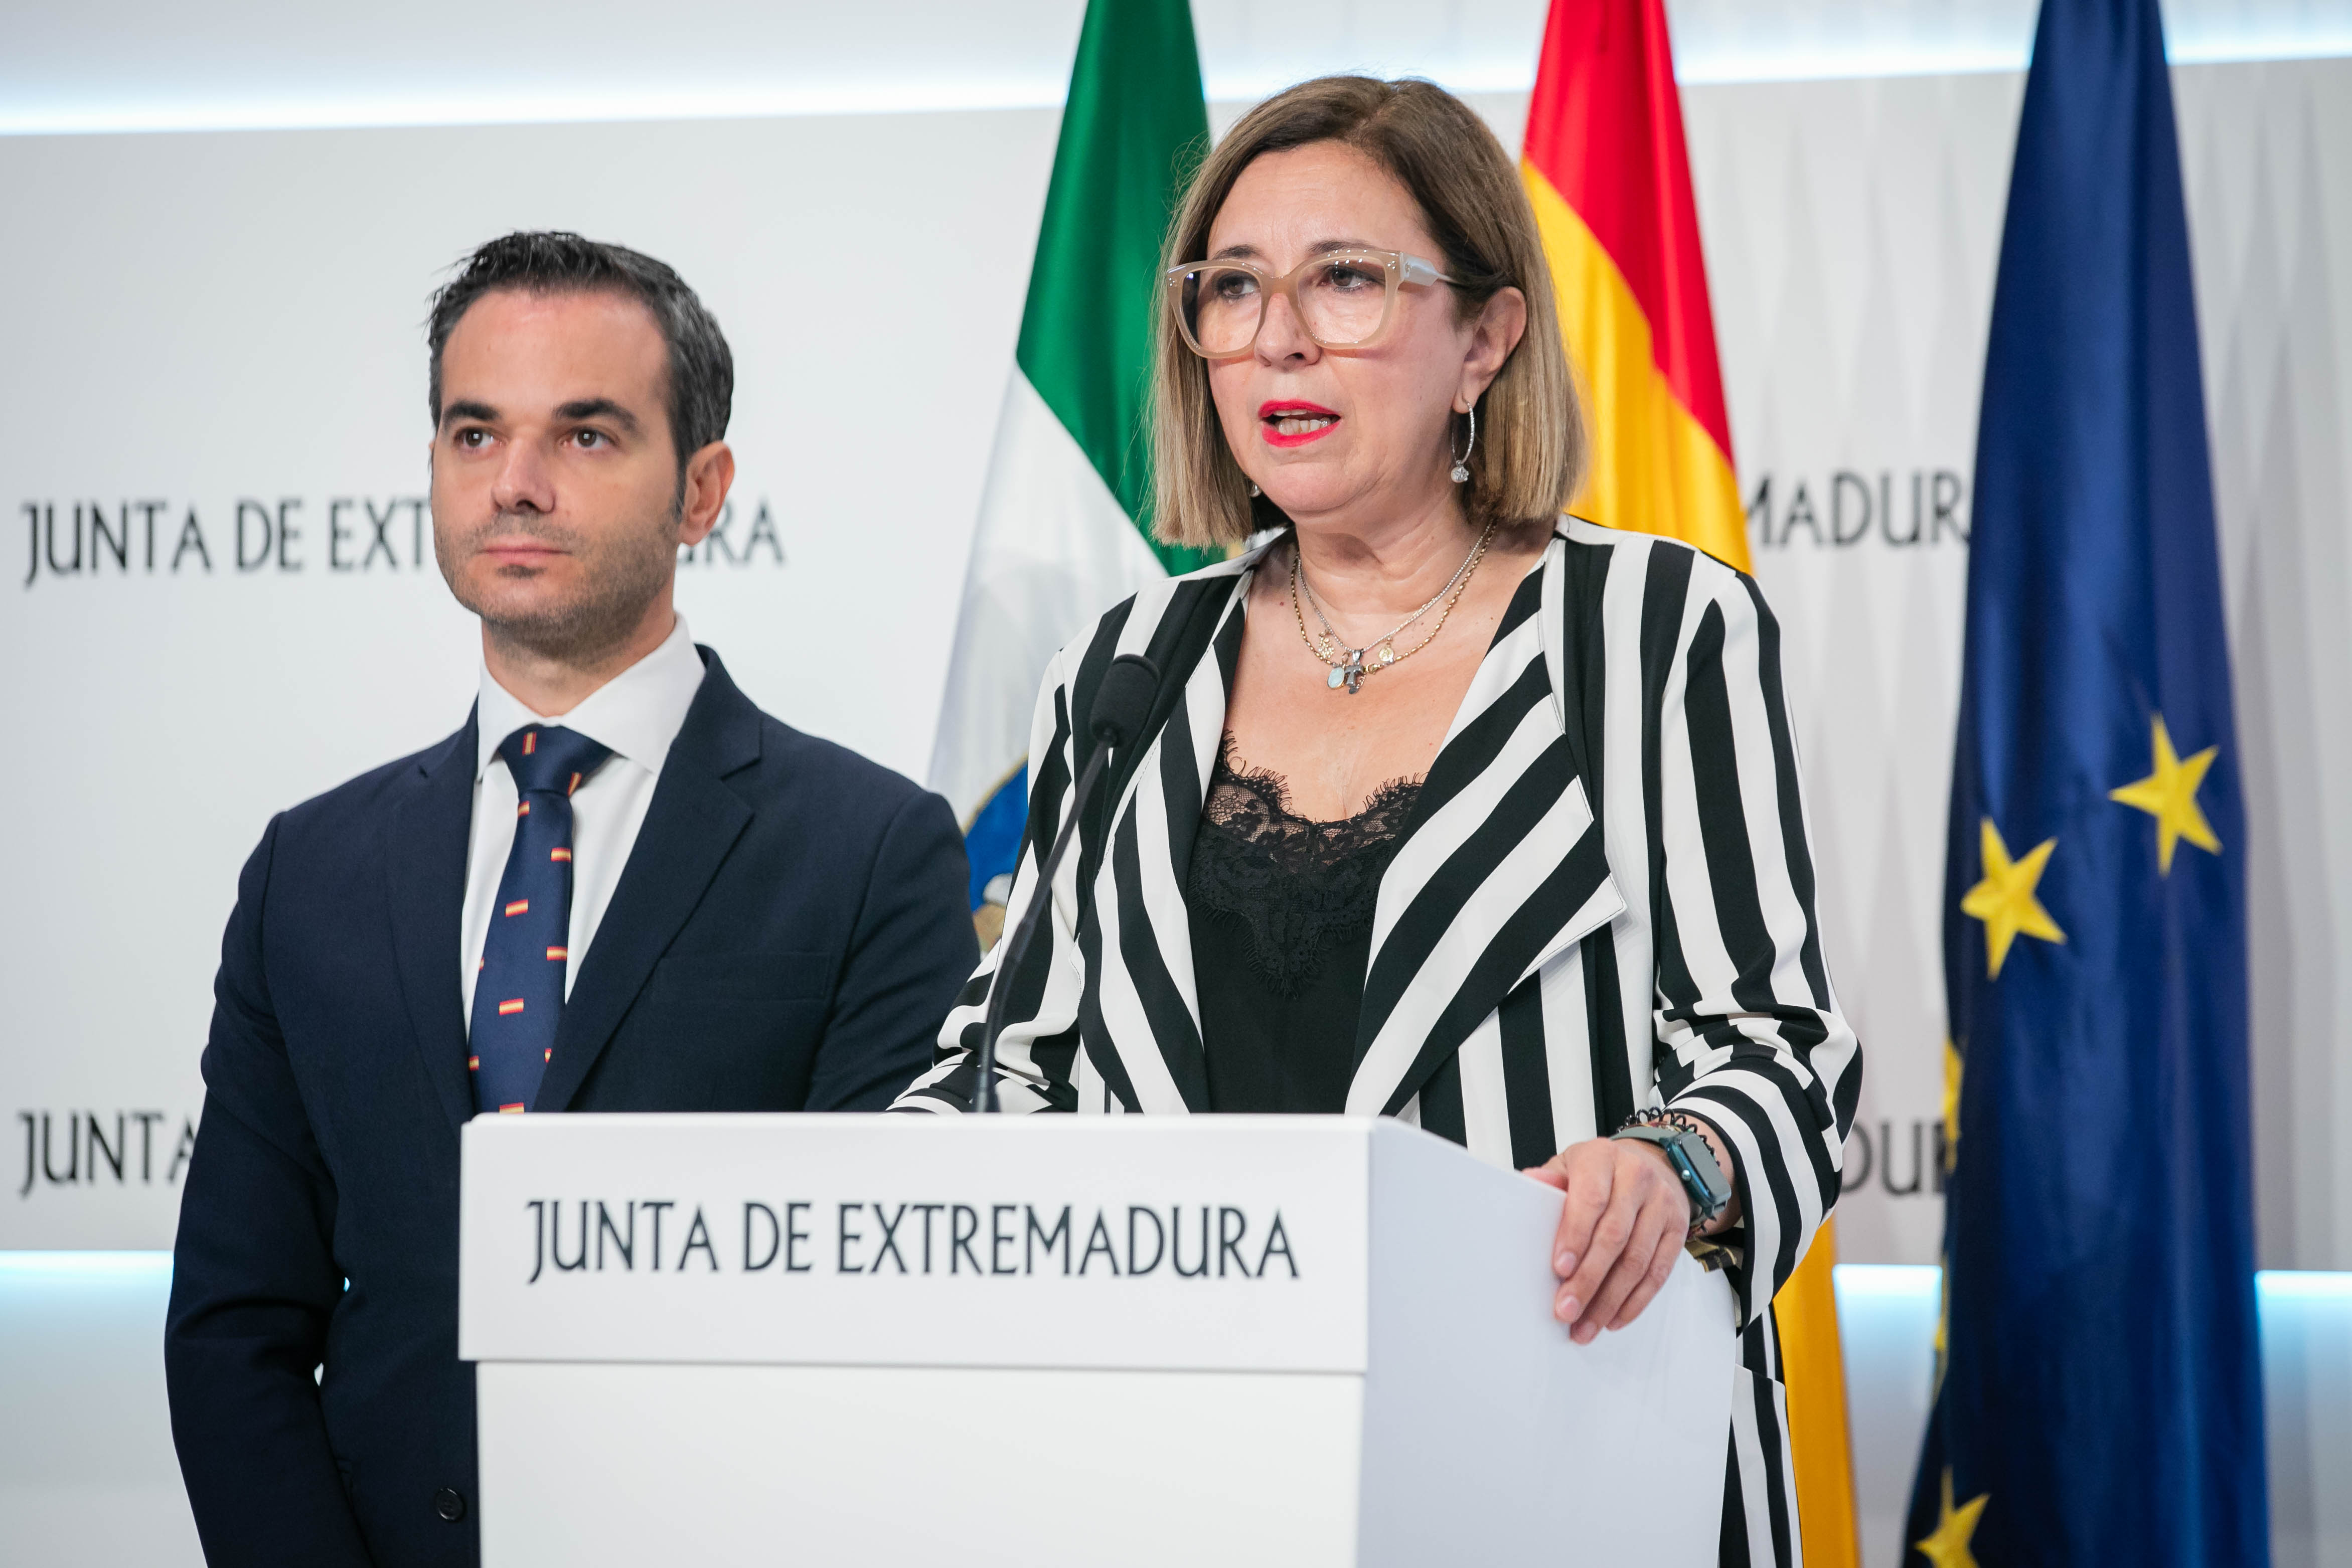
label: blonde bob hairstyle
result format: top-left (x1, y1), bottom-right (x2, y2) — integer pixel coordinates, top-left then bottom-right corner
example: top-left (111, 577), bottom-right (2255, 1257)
top-left (1150, 75), bottom-right (1587, 551)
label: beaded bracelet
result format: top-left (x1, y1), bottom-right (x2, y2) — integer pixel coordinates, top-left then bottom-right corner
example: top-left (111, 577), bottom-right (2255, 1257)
top-left (1618, 1104), bottom-right (1719, 1145)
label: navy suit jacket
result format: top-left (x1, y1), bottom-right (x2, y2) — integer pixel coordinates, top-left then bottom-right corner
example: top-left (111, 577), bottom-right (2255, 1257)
top-left (165, 649), bottom-right (976, 1566)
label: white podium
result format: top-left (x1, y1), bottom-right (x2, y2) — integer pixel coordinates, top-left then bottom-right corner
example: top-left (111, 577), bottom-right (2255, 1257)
top-left (459, 1114), bottom-right (1735, 1566)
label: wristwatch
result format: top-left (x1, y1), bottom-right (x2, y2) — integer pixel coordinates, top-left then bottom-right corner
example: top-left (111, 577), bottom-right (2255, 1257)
top-left (1611, 1118), bottom-right (1733, 1231)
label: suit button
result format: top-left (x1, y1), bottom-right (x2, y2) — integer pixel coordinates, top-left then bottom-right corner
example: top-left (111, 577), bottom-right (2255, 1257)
top-left (434, 1487), bottom-right (467, 1522)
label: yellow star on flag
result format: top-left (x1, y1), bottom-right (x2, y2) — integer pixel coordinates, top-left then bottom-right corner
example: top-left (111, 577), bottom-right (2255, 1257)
top-left (1940, 1039), bottom-right (1963, 1174)
top-left (1960, 818), bottom-right (2065, 978)
top-left (2108, 715), bottom-right (2221, 874)
top-left (1914, 1467), bottom-right (1989, 1568)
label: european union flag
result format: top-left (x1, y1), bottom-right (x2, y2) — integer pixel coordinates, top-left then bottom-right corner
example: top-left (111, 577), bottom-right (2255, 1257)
top-left (1906, 2), bottom-right (2270, 1564)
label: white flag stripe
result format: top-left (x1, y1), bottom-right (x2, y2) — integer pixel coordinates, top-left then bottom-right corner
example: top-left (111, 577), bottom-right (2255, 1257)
top-left (930, 369), bottom-right (1166, 824)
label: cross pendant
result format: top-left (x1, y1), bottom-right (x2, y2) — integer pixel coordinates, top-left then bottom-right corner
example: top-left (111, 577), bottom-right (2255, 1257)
top-left (1329, 658), bottom-right (1366, 694)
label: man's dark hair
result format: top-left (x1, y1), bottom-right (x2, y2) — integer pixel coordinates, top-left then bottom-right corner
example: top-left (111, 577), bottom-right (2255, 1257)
top-left (426, 231), bottom-right (734, 469)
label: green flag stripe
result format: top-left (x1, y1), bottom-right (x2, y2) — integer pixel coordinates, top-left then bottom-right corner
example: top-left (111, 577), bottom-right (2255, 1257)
top-left (1015, 0), bottom-right (1220, 577)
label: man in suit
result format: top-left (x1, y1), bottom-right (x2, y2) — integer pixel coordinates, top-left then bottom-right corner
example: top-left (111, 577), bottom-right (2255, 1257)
top-left (165, 231), bottom-right (976, 1566)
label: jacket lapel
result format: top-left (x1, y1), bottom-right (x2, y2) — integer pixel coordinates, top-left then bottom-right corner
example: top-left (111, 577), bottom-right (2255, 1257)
top-left (1077, 564), bottom-right (1252, 1114)
top-left (386, 717), bottom-right (481, 1134)
top-left (536, 649), bottom-right (758, 1111)
top-left (1345, 542), bottom-right (1625, 1118)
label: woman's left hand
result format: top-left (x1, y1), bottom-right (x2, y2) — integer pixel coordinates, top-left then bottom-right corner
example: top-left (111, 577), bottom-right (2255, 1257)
top-left (1522, 1137), bottom-right (1693, 1344)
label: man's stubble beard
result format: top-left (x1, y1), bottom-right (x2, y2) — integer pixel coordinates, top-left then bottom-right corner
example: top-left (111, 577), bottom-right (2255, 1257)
top-left (438, 493), bottom-right (683, 667)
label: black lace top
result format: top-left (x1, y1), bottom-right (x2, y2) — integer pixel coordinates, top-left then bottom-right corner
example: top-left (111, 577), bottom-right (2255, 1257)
top-left (1185, 738), bottom-right (1423, 1113)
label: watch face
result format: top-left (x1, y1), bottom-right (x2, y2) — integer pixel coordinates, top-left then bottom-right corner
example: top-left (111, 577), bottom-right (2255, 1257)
top-left (1671, 1148), bottom-right (1708, 1203)
top-left (1667, 1131), bottom-right (1729, 1214)
top-left (1614, 1122), bottom-right (1730, 1218)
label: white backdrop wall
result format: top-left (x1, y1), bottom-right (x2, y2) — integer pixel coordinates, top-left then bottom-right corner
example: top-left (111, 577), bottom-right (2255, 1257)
top-left (4, 59), bottom-right (2348, 1269)
top-left (1684, 61), bottom-right (2352, 1270)
top-left (1688, 71), bottom-right (2023, 1266)
top-left (1, 109), bottom-right (1056, 1245)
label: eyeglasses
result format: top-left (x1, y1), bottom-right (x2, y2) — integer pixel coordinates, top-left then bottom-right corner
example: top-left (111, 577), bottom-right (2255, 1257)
top-left (1165, 249), bottom-right (1456, 359)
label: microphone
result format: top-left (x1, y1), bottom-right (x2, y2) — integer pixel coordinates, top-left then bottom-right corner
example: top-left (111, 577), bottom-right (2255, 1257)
top-left (971, 653), bottom-right (1161, 1112)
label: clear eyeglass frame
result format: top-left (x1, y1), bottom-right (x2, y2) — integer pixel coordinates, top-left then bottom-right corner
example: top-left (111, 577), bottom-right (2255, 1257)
top-left (1164, 248), bottom-right (1456, 359)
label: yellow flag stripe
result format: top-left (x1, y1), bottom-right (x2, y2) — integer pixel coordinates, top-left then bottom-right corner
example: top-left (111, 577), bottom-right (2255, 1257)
top-left (1524, 165), bottom-right (1751, 572)
top-left (1774, 1214), bottom-right (1862, 1568)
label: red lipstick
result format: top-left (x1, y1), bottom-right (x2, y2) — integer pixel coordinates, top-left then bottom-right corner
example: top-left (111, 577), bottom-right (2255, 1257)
top-left (1259, 400), bottom-right (1340, 448)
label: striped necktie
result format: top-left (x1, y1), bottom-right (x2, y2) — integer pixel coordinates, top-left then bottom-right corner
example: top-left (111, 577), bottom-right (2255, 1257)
top-left (469, 724), bottom-right (612, 1115)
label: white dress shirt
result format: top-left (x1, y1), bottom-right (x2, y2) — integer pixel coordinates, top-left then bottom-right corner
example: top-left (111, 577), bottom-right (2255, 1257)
top-left (459, 615), bottom-right (707, 1032)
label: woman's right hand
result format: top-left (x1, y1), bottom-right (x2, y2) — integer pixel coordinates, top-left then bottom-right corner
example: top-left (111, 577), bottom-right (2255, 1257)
top-left (1523, 1136), bottom-right (1693, 1345)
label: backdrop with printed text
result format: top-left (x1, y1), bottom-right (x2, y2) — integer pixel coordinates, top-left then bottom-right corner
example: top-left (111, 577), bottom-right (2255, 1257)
top-left (5, 61), bottom-right (2347, 1267)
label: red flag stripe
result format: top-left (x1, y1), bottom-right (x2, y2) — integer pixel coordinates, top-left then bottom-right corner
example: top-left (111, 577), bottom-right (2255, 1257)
top-left (1522, 0), bottom-right (1733, 460)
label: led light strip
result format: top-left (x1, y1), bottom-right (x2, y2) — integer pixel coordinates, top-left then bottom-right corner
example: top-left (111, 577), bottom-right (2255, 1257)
top-left (2, 1252), bottom-right (2346, 1303)
top-left (1829, 1264), bottom-right (2352, 1302)
top-left (2, 29), bottom-right (2345, 137)
top-left (0, 1249), bottom-right (174, 1276)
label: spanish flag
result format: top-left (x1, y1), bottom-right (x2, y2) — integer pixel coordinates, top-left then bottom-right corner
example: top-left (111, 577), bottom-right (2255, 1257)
top-left (1522, 0), bottom-right (1747, 570)
top-left (1523, 4), bottom-right (1855, 1562)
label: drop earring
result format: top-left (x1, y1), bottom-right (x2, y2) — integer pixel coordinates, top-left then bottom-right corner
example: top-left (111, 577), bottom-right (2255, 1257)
top-left (1449, 405), bottom-right (1477, 484)
top-left (1248, 482), bottom-right (1262, 497)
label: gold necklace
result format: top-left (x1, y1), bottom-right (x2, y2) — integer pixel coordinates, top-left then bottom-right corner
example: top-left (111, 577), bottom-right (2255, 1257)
top-left (1288, 520), bottom-right (1497, 694)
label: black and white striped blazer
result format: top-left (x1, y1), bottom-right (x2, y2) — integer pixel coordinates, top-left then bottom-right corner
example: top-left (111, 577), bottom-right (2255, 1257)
top-left (898, 520), bottom-right (1859, 1562)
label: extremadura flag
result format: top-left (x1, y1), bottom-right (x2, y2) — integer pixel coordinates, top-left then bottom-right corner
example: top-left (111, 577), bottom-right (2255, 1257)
top-left (1909, 2), bottom-right (2269, 1565)
top-left (929, 0), bottom-right (1214, 933)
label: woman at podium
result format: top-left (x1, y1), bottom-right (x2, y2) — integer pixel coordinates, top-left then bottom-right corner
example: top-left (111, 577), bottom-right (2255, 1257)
top-left (895, 75), bottom-right (1859, 1563)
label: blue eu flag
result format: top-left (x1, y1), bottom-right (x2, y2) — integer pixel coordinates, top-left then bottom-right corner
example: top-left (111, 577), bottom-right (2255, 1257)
top-left (1906, 2), bottom-right (2270, 1564)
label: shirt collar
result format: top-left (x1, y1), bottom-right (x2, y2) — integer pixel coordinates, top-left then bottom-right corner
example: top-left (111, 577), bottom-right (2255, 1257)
top-left (475, 615), bottom-right (707, 781)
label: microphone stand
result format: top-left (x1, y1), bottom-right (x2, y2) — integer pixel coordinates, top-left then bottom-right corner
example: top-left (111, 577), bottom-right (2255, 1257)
top-left (970, 654), bottom-right (1157, 1112)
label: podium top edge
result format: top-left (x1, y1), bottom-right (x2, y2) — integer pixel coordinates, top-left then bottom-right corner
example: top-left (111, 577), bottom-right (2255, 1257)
top-left (455, 1116), bottom-right (1488, 1164)
top-left (461, 1112), bottom-right (1406, 1136)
